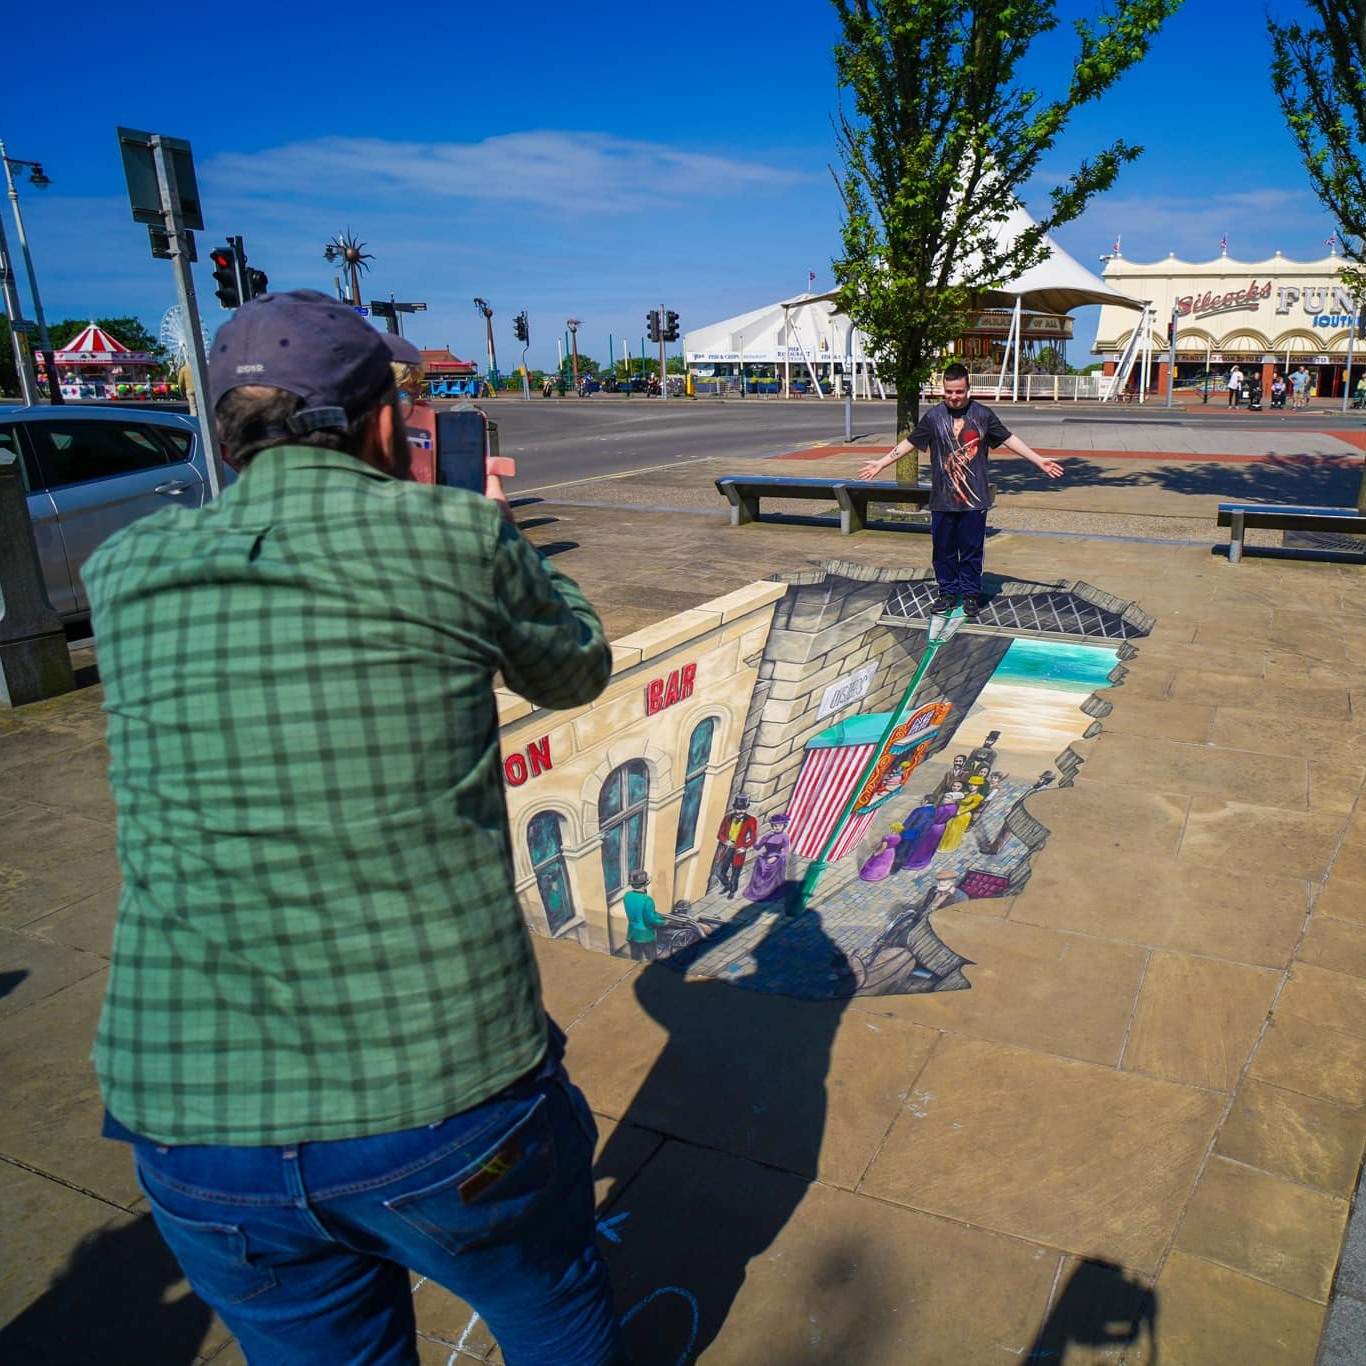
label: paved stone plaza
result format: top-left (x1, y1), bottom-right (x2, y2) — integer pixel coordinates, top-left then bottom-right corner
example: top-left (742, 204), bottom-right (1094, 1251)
top-left (5, 405), bottom-right (1366, 1363)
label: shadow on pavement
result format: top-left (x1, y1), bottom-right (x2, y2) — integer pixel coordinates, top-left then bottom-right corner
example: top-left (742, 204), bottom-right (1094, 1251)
top-left (593, 904), bottom-right (891, 1362)
top-left (992, 452), bottom-right (1362, 505)
top-left (0, 969), bottom-right (29, 1000)
top-left (1026, 1257), bottom-right (1158, 1363)
top-left (0, 1212), bottom-right (215, 1365)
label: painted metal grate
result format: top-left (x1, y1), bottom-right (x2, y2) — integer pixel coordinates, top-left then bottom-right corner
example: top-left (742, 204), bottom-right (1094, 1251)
top-left (882, 581), bottom-right (1150, 642)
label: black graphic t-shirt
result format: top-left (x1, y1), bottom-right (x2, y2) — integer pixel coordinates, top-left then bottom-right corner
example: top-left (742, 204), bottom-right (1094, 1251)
top-left (910, 399), bottom-right (1011, 512)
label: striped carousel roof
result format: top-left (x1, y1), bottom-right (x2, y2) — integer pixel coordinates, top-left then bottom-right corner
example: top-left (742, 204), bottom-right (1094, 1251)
top-left (57, 323), bottom-right (132, 357)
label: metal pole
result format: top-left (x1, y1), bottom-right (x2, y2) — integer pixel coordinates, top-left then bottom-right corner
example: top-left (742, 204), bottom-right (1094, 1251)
top-left (738, 333), bottom-right (745, 397)
top-left (1, 144), bottom-right (60, 404)
top-left (152, 136), bottom-right (221, 498)
top-left (0, 206), bottom-right (37, 404)
top-left (1165, 304), bottom-right (1178, 408)
top-left (1011, 297), bottom-right (1022, 401)
top-left (1343, 303), bottom-right (1358, 413)
top-left (658, 303), bottom-right (666, 401)
top-left (843, 320), bottom-right (854, 441)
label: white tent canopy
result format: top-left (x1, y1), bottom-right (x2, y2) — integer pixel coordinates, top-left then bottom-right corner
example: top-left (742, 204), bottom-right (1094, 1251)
top-left (683, 295), bottom-right (866, 366)
top-left (683, 202), bottom-right (1144, 377)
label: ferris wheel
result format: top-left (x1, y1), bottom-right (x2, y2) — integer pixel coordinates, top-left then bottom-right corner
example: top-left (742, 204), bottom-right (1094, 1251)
top-left (158, 304), bottom-right (211, 369)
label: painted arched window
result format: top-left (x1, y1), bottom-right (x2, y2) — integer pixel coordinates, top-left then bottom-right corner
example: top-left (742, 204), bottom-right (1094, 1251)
top-left (674, 717), bottom-right (716, 855)
top-left (527, 811), bottom-right (575, 935)
top-left (598, 760), bottom-right (650, 901)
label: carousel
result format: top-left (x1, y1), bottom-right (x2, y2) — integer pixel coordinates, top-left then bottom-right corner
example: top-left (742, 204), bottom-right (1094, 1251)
top-left (36, 322), bottom-right (169, 401)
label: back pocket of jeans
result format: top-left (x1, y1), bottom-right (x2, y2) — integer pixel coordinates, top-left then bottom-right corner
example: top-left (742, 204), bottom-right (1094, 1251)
top-left (384, 1093), bottom-right (556, 1252)
top-left (139, 1182), bottom-right (279, 1307)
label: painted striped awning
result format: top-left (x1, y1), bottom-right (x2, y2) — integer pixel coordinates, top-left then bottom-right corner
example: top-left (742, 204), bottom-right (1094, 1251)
top-left (788, 741), bottom-right (879, 862)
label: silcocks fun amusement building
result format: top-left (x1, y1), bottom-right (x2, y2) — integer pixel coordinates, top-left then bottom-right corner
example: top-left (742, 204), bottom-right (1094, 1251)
top-left (1094, 247), bottom-right (1366, 400)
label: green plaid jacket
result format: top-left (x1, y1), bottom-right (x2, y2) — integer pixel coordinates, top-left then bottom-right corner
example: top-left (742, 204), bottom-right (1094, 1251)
top-left (84, 447), bottom-right (611, 1146)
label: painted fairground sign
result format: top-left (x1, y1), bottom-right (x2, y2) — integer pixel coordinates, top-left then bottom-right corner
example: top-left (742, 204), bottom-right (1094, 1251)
top-left (499, 567), bottom-right (1152, 1001)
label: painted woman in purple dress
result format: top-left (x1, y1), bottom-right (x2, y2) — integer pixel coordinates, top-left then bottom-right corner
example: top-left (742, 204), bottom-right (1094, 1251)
top-left (905, 786), bottom-right (964, 870)
top-left (742, 813), bottom-right (791, 901)
top-left (858, 822), bottom-right (903, 882)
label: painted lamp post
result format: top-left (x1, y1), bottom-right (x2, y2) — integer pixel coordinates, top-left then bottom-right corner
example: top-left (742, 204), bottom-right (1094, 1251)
top-left (797, 607), bottom-right (967, 912)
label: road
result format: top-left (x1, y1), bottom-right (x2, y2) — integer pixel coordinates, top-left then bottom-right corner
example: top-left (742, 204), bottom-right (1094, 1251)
top-left (450, 395), bottom-right (1366, 493)
top-left (455, 397), bottom-right (893, 492)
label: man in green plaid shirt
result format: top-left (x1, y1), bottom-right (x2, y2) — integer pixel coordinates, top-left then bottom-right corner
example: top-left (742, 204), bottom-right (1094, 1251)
top-left (85, 291), bottom-right (624, 1364)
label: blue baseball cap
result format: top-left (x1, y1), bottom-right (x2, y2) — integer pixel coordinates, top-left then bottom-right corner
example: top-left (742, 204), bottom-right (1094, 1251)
top-left (209, 289), bottom-right (421, 432)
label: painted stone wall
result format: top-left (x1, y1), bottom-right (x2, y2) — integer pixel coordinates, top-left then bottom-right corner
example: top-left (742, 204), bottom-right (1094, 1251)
top-left (733, 566), bottom-right (924, 817)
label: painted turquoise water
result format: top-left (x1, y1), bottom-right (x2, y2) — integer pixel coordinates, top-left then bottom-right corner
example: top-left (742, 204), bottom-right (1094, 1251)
top-left (993, 637), bottom-right (1120, 691)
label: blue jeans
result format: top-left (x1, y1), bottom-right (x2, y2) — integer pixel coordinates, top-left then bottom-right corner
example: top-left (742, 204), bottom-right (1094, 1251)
top-left (132, 1054), bottom-right (625, 1365)
top-left (930, 508), bottom-right (988, 597)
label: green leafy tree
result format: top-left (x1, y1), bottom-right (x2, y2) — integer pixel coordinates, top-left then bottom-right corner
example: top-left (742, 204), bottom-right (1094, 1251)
top-left (1269, 0), bottom-right (1366, 506)
top-left (831, 0), bottom-right (1180, 483)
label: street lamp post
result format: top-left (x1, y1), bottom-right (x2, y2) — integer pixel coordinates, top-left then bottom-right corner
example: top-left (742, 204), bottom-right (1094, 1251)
top-left (566, 318), bottom-right (581, 389)
top-left (0, 201), bottom-right (37, 404)
top-left (796, 608), bottom-right (967, 912)
top-left (473, 298), bottom-right (498, 390)
top-left (0, 145), bottom-right (60, 405)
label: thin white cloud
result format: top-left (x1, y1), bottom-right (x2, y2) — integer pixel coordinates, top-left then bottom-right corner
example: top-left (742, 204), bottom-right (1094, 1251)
top-left (204, 132), bottom-right (816, 216)
top-left (1056, 187), bottom-right (1336, 263)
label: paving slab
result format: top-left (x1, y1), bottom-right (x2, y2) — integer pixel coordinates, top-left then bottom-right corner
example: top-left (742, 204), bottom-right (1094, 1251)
top-left (860, 1036), bottom-right (1224, 1273)
top-left (1217, 1080), bottom-right (1366, 1197)
top-left (1155, 1250), bottom-right (1325, 1364)
top-left (1121, 951), bottom-right (1280, 1092)
top-left (1173, 1155), bottom-right (1349, 1302)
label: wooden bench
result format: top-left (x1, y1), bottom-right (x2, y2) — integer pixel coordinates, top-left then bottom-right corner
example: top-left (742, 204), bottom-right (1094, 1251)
top-left (1217, 502), bottom-right (1366, 563)
top-left (715, 476), bottom-right (933, 534)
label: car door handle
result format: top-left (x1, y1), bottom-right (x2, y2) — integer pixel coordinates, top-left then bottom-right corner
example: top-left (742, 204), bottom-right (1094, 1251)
top-left (155, 480), bottom-right (194, 495)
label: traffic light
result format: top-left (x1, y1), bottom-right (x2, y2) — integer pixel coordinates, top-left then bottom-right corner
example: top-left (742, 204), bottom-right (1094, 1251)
top-left (646, 309), bottom-right (661, 343)
top-left (663, 310), bottom-right (680, 342)
top-left (245, 268), bottom-right (269, 301)
top-left (513, 311), bottom-right (529, 344)
top-left (209, 245), bottom-right (241, 309)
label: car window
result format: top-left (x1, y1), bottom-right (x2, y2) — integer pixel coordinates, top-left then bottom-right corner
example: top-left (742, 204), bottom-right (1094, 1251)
top-left (0, 425), bottom-right (30, 493)
top-left (25, 421), bottom-right (175, 489)
top-left (154, 425), bottom-right (193, 462)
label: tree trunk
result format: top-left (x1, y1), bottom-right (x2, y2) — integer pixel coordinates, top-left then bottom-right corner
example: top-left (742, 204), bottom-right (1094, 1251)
top-left (894, 364), bottom-right (923, 486)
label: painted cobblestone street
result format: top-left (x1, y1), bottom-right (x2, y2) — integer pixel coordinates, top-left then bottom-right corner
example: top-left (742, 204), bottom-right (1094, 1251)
top-left (664, 772), bottom-right (1044, 999)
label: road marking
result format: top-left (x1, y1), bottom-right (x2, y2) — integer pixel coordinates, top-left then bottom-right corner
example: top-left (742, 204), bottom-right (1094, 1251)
top-left (515, 455), bottom-right (721, 497)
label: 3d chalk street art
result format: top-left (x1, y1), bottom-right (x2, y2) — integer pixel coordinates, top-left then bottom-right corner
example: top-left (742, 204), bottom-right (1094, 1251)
top-left (499, 564), bottom-right (1153, 1002)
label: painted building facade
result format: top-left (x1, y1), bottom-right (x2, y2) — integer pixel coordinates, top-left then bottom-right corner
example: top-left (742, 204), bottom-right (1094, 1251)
top-left (498, 581), bottom-right (786, 956)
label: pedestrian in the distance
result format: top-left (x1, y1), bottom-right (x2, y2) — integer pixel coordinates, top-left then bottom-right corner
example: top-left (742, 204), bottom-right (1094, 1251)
top-left (1227, 365), bottom-right (1244, 408)
top-left (83, 290), bottom-right (624, 1365)
top-left (858, 363), bottom-right (1064, 617)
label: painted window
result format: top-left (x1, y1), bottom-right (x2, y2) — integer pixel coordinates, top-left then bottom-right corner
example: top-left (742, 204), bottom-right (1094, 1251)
top-left (674, 717), bottom-right (716, 855)
top-left (599, 759), bottom-right (650, 901)
top-left (528, 811), bottom-right (575, 935)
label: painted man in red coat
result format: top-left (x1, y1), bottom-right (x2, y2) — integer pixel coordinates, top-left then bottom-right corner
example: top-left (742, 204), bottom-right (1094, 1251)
top-left (711, 794), bottom-right (758, 899)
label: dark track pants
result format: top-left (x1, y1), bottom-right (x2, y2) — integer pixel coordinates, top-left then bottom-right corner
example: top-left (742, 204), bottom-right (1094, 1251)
top-left (931, 509), bottom-right (988, 597)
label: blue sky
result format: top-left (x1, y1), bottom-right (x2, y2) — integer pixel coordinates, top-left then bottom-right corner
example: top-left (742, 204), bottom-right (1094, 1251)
top-left (3, 0), bottom-right (1339, 368)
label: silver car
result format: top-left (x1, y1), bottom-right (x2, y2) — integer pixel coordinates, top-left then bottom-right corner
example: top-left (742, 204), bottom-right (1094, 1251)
top-left (2, 405), bottom-right (224, 623)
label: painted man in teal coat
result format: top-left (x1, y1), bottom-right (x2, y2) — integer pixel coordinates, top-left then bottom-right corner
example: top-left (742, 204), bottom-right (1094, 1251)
top-left (623, 869), bottom-right (668, 961)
